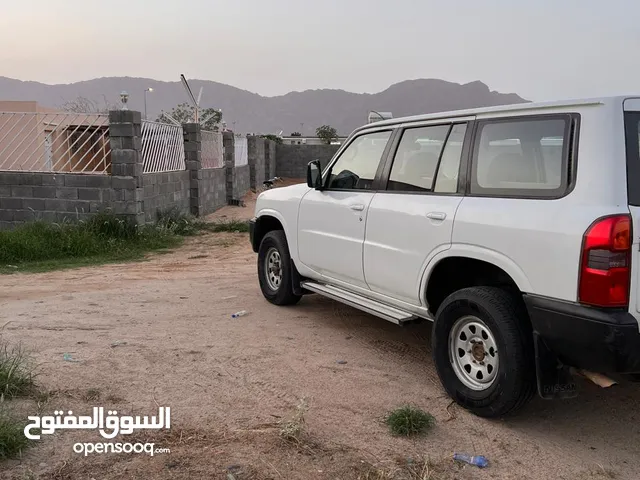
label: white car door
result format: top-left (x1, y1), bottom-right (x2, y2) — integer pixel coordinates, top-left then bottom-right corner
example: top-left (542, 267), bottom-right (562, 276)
top-left (364, 122), bottom-right (471, 305)
top-left (298, 130), bottom-right (393, 289)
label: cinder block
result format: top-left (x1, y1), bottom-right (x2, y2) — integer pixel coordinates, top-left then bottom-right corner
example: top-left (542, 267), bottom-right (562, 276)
top-left (69, 201), bottom-right (92, 213)
top-left (32, 186), bottom-right (57, 198)
top-left (22, 198), bottom-right (45, 210)
top-left (56, 187), bottom-right (78, 200)
top-left (0, 186), bottom-right (10, 197)
top-left (1, 198), bottom-right (22, 210)
top-left (143, 184), bottom-right (156, 198)
top-left (78, 188), bottom-right (102, 201)
top-left (109, 189), bottom-right (124, 201)
top-left (41, 175), bottom-right (57, 186)
top-left (112, 201), bottom-right (141, 215)
top-left (111, 136), bottom-right (142, 151)
top-left (11, 186), bottom-right (33, 197)
top-left (13, 210), bottom-right (37, 222)
top-left (124, 188), bottom-right (144, 202)
top-left (118, 110), bottom-right (142, 124)
top-left (44, 199), bottom-right (68, 211)
top-left (111, 150), bottom-right (140, 165)
top-left (111, 163), bottom-right (126, 177)
top-left (182, 123), bottom-right (200, 134)
top-left (20, 174), bottom-right (43, 186)
top-left (84, 175), bottom-right (112, 188)
top-left (0, 173), bottom-right (17, 185)
top-left (0, 210), bottom-right (14, 221)
top-left (112, 177), bottom-right (136, 189)
top-left (64, 175), bottom-right (87, 187)
top-left (109, 123), bottom-right (136, 137)
top-left (183, 142), bottom-right (200, 153)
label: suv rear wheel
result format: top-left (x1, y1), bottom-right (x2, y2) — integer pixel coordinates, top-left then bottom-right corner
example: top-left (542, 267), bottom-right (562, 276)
top-left (257, 230), bottom-right (301, 306)
top-left (432, 286), bottom-right (535, 417)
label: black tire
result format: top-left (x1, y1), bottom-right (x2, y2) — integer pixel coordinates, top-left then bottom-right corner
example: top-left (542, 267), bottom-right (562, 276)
top-left (432, 286), bottom-right (535, 418)
top-left (257, 230), bottom-right (301, 306)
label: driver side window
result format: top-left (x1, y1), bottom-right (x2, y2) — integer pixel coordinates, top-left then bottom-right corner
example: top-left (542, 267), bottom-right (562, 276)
top-left (327, 131), bottom-right (392, 190)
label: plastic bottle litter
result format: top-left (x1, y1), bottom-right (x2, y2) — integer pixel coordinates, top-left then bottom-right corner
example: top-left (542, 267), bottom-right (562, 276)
top-left (231, 310), bottom-right (248, 318)
top-left (63, 353), bottom-right (81, 363)
top-left (453, 453), bottom-right (488, 468)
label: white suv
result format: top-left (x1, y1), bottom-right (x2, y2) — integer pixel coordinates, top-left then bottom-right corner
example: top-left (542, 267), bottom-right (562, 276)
top-left (249, 97), bottom-right (640, 417)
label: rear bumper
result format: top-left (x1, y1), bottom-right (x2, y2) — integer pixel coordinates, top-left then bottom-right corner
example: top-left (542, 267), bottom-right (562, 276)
top-left (524, 295), bottom-right (640, 374)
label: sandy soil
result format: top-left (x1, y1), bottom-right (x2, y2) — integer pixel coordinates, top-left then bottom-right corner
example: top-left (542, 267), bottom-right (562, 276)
top-left (1, 180), bottom-right (639, 479)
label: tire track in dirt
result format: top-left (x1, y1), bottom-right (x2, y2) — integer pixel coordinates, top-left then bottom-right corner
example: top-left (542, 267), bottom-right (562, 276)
top-left (328, 300), bottom-right (442, 385)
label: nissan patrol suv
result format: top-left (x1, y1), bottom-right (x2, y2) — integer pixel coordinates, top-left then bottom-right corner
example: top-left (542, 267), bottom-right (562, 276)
top-left (249, 97), bottom-right (640, 417)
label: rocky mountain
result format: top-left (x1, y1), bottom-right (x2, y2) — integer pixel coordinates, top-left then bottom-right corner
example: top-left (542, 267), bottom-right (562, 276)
top-left (0, 76), bottom-right (527, 135)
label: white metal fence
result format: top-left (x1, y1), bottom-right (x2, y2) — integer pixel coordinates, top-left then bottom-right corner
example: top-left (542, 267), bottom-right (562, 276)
top-left (141, 120), bottom-right (186, 173)
top-left (0, 112), bottom-right (111, 173)
top-left (201, 130), bottom-right (224, 169)
top-left (234, 135), bottom-right (248, 166)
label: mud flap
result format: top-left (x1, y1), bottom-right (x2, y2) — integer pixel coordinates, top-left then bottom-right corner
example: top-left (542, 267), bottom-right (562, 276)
top-left (534, 332), bottom-right (579, 399)
top-left (291, 260), bottom-right (308, 296)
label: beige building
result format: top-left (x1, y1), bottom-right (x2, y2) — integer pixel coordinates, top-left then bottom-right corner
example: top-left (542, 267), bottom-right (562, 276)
top-left (0, 101), bottom-right (111, 173)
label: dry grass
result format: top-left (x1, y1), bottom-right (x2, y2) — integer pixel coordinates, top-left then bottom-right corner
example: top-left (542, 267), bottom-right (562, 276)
top-left (279, 397), bottom-right (308, 442)
top-left (357, 456), bottom-right (462, 480)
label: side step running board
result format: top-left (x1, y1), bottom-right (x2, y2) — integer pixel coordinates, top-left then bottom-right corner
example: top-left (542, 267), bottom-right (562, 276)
top-left (301, 281), bottom-right (418, 325)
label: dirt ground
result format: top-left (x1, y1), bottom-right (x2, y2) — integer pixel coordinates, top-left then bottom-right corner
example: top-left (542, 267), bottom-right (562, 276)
top-left (1, 179), bottom-right (639, 479)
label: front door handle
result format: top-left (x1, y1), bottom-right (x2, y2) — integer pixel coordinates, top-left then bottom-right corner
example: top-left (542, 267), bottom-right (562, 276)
top-left (349, 204), bottom-right (365, 211)
top-left (426, 212), bottom-right (446, 221)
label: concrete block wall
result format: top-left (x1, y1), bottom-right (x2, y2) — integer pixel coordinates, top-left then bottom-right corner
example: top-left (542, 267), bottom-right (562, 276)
top-left (108, 109), bottom-right (145, 225)
top-left (0, 173), bottom-right (115, 230)
top-left (275, 144), bottom-right (340, 178)
top-left (199, 168), bottom-right (227, 214)
top-left (141, 171), bottom-right (191, 222)
top-left (223, 132), bottom-right (250, 202)
top-left (0, 110), bottom-right (146, 230)
top-left (0, 113), bottom-right (236, 230)
top-left (247, 136), bottom-right (266, 190)
top-left (264, 139), bottom-right (276, 179)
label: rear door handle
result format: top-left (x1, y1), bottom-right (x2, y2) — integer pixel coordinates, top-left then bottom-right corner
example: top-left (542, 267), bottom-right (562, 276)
top-left (426, 212), bottom-right (446, 221)
top-left (350, 204), bottom-right (365, 211)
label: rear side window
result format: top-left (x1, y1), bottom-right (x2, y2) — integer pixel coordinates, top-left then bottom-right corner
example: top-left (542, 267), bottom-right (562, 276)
top-left (471, 116), bottom-right (572, 198)
top-left (388, 125), bottom-right (449, 192)
top-left (386, 123), bottom-right (467, 193)
top-left (624, 112), bottom-right (640, 206)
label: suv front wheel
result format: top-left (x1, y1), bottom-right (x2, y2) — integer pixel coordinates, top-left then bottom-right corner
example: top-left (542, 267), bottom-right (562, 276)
top-left (432, 286), bottom-right (535, 418)
top-left (257, 230), bottom-right (301, 306)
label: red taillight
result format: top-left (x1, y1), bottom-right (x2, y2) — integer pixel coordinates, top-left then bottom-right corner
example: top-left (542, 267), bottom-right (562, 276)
top-left (578, 215), bottom-right (632, 307)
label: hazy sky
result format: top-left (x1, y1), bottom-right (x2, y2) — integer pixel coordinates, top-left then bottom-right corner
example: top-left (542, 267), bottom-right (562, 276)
top-left (1, 0), bottom-right (638, 101)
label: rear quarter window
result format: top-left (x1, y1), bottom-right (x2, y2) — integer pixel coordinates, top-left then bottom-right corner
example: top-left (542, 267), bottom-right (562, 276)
top-left (624, 112), bottom-right (640, 206)
top-left (470, 115), bottom-right (574, 198)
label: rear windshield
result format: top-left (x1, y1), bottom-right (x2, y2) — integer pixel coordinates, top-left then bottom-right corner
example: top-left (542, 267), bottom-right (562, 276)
top-left (624, 112), bottom-right (640, 206)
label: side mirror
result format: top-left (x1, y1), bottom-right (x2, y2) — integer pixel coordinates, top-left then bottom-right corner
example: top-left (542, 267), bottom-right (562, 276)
top-left (307, 160), bottom-right (323, 189)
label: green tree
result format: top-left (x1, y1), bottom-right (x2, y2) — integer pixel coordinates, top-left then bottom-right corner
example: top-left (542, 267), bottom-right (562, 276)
top-left (261, 134), bottom-right (283, 144)
top-left (156, 103), bottom-right (222, 130)
top-left (316, 125), bottom-right (338, 144)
